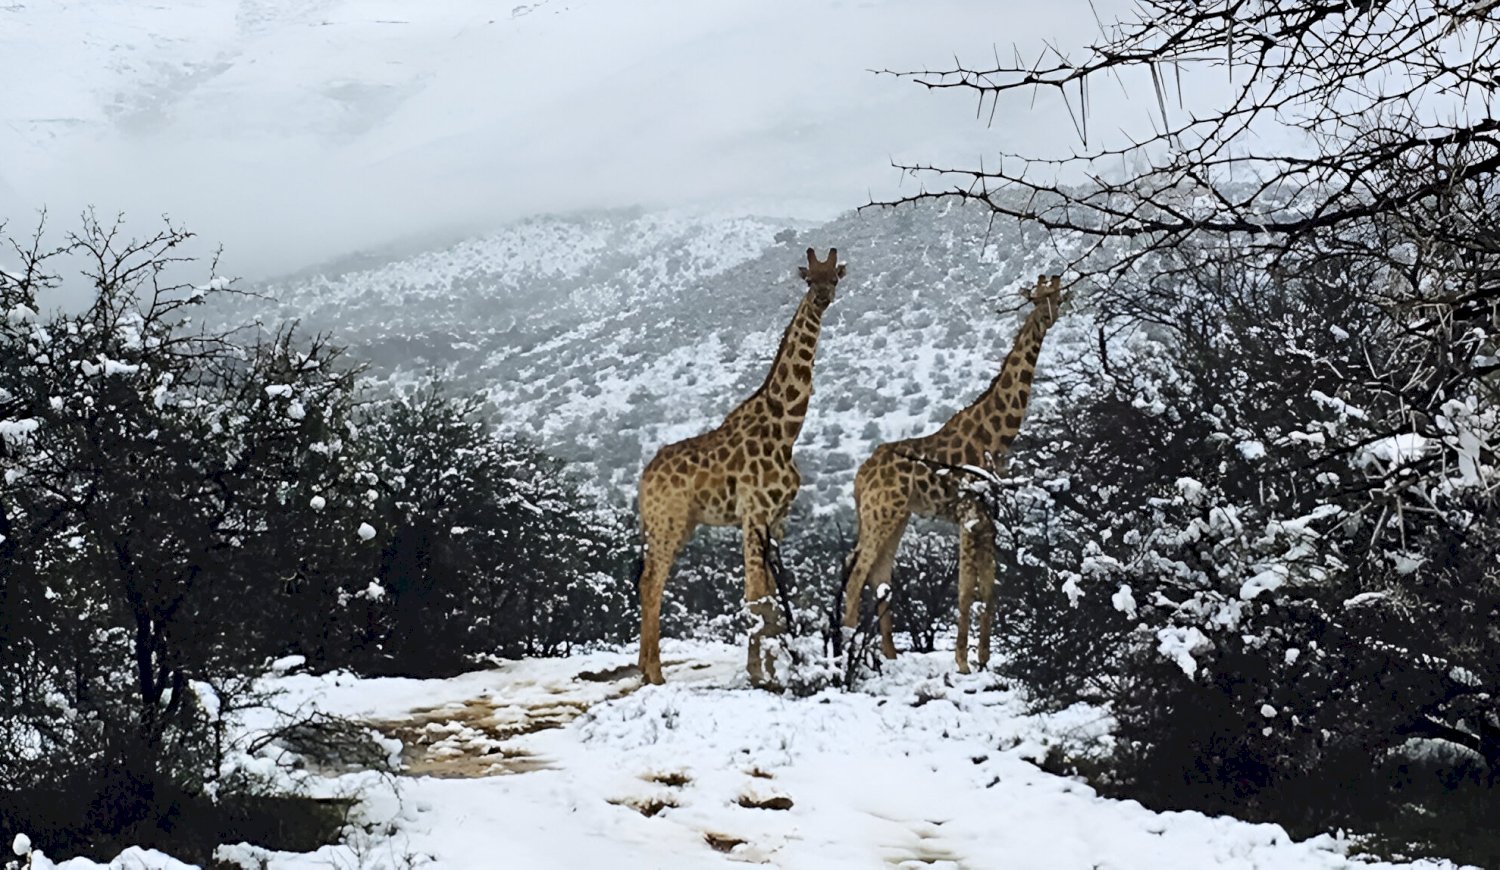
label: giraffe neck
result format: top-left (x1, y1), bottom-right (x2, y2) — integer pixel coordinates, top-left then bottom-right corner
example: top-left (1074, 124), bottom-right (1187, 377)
top-left (932, 300), bottom-right (1060, 465)
top-left (739, 289), bottom-right (827, 439)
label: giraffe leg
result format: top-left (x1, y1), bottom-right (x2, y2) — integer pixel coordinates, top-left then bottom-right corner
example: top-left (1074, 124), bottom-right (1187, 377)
top-left (764, 512), bottom-right (791, 637)
top-left (638, 514), bottom-right (691, 686)
top-left (875, 529), bottom-right (902, 660)
top-left (955, 541), bottom-right (974, 675)
top-left (741, 517), bottom-right (783, 689)
top-left (843, 510), bottom-right (907, 660)
top-left (972, 513), bottom-right (998, 670)
top-left (957, 501), bottom-right (997, 673)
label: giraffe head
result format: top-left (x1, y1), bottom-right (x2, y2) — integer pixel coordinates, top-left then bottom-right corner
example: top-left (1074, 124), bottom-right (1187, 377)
top-left (1023, 274), bottom-right (1067, 322)
top-left (797, 248), bottom-right (846, 307)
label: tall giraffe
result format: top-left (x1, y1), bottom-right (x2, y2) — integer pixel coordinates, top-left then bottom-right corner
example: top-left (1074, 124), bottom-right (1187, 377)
top-left (840, 274), bottom-right (1066, 673)
top-left (636, 248), bottom-right (847, 688)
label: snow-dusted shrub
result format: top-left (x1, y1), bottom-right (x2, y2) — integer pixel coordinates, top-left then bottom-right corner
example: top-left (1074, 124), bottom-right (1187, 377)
top-left (336, 384), bottom-right (634, 675)
top-left (0, 215), bottom-right (364, 859)
top-left (660, 509), bottom-right (854, 649)
top-left (659, 527), bottom-right (748, 642)
top-left (998, 237), bottom-right (1498, 823)
top-left (887, 524), bottom-right (960, 654)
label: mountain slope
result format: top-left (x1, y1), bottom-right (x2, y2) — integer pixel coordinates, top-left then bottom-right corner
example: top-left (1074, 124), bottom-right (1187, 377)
top-left (248, 201), bottom-right (1091, 509)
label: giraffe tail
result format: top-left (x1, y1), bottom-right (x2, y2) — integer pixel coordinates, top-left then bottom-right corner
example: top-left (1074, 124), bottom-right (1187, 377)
top-left (629, 552), bottom-right (645, 590)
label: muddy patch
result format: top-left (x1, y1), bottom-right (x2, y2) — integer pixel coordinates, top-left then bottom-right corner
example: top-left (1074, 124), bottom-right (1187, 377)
top-left (372, 675), bottom-right (635, 778)
top-left (737, 793), bottom-right (794, 811)
top-left (369, 697), bottom-right (574, 778)
top-left (577, 663), bottom-right (641, 682)
top-left (704, 832), bottom-right (748, 853)
top-left (367, 658), bottom-right (709, 779)
top-left (643, 770), bottom-right (693, 787)
top-left (610, 795), bottom-right (679, 817)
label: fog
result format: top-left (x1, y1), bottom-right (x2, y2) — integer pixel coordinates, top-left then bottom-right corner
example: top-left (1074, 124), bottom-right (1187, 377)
top-left (3, 0), bottom-right (1188, 280)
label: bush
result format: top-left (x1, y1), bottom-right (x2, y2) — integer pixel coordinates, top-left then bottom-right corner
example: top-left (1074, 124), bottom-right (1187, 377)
top-left (338, 384), bottom-right (634, 675)
top-left (993, 238), bottom-right (1498, 863)
top-left (888, 524), bottom-right (959, 654)
top-left (0, 216), bottom-right (632, 859)
top-left (0, 215), bottom-right (365, 860)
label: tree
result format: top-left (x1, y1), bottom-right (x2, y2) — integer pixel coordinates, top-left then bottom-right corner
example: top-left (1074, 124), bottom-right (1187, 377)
top-left (880, 1), bottom-right (1500, 271)
top-left (0, 214), bottom-right (367, 856)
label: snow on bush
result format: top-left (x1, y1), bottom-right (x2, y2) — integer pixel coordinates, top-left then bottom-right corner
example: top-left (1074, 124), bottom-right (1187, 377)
top-left (990, 240), bottom-right (1499, 818)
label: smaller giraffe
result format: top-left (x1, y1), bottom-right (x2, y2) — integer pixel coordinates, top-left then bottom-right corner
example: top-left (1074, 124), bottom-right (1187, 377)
top-left (636, 248), bottom-right (847, 688)
top-left (840, 275), bottom-right (1067, 673)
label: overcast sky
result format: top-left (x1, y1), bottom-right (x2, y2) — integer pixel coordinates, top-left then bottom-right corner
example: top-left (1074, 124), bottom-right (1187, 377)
top-left (2, 0), bottom-right (1176, 278)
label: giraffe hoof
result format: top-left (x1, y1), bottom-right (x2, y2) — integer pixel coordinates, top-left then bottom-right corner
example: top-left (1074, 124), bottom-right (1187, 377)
top-left (749, 674), bottom-right (785, 693)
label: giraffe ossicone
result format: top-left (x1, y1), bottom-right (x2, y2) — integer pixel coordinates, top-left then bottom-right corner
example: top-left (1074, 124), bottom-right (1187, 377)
top-left (635, 247), bottom-right (848, 688)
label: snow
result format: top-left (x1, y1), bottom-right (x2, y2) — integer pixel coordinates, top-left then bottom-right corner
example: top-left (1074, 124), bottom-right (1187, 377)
top-left (1061, 574), bottom-right (1085, 606)
top-left (0, 418), bottom-right (40, 446)
top-left (1240, 566), bottom-right (1288, 601)
top-left (1157, 626), bottom-right (1211, 677)
top-left (195, 277), bottom-right (233, 296)
top-left (1175, 476), bottom-right (1206, 504)
top-left (7, 642), bottom-right (1470, 868)
top-left (357, 522), bottom-right (377, 541)
top-left (1343, 591), bottom-right (1391, 610)
top-left (1310, 390), bottom-right (1367, 420)
top-left (268, 655), bottom-right (305, 674)
top-left (1358, 434), bottom-right (1430, 469)
top-left (308, 495), bottom-right (326, 511)
top-left (13, 845), bottom-right (194, 870)
top-left (1237, 440), bottom-right (1267, 461)
top-left (1111, 584), bottom-right (1138, 618)
top-left (189, 643), bottom-right (1462, 869)
top-left (12, 834), bottom-right (30, 856)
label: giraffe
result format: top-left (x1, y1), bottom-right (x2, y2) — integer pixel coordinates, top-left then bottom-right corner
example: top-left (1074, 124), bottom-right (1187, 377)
top-left (840, 274), bottom-right (1066, 674)
top-left (636, 247), bottom-right (847, 688)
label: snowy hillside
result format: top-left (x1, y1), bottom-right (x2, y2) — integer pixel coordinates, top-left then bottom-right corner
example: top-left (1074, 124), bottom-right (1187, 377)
top-left (244, 200), bottom-right (1084, 507)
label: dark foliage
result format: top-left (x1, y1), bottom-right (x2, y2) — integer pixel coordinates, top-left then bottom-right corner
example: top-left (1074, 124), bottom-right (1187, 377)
top-left (886, 2), bottom-right (1499, 862)
top-left (343, 384), bottom-right (634, 676)
top-left (0, 215), bottom-right (631, 860)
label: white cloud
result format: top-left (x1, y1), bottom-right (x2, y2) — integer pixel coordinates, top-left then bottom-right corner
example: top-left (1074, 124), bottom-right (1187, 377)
top-left (1, 0), bottom-right (1193, 281)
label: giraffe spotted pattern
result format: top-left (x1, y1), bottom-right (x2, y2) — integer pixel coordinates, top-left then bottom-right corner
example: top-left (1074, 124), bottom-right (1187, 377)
top-left (636, 248), bottom-right (848, 688)
top-left (841, 275), bottom-right (1068, 673)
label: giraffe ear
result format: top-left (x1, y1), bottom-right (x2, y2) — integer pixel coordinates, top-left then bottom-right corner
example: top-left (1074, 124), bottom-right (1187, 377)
top-left (836, 264), bottom-right (847, 279)
top-left (798, 266), bottom-right (810, 280)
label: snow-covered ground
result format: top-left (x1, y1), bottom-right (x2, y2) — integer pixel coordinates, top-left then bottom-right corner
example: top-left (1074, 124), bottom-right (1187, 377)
top-left (15, 643), bottom-right (1470, 870)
